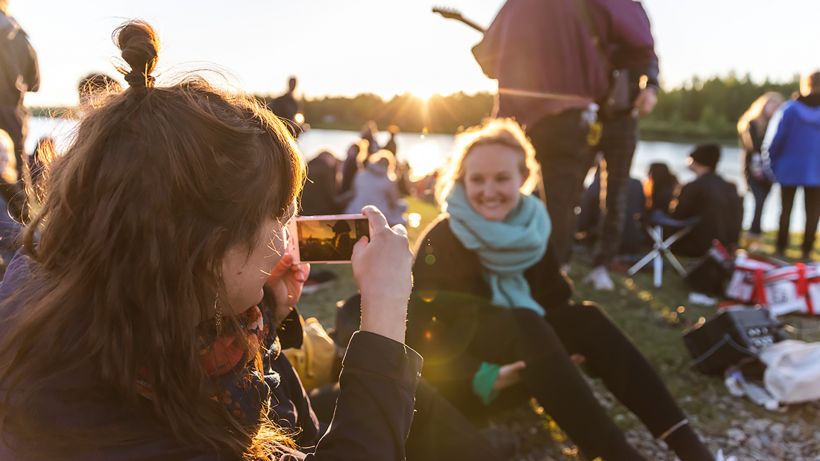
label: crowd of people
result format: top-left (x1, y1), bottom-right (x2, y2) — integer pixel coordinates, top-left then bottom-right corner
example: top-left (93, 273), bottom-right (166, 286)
top-left (0, 0), bottom-right (818, 460)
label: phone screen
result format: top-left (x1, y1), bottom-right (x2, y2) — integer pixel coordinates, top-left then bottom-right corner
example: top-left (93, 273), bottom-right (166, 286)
top-left (294, 216), bottom-right (369, 263)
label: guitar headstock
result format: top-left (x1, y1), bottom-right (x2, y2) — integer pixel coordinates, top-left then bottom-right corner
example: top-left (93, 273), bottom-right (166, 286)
top-left (432, 6), bottom-right (465, 21)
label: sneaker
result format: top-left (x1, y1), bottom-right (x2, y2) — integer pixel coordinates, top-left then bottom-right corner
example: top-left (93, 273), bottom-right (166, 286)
top-left (584, 266), bottom-right (615, 291)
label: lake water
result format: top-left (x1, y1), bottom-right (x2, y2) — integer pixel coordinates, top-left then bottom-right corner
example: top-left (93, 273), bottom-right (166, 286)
top-left (26, 117), bottom-right (807, 234)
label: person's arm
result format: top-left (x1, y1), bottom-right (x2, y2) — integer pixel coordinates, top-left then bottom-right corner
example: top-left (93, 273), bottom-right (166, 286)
top-left (762, 106), bottom-right (788, 164)
top-left (303, 331), bottom-right (421, 461)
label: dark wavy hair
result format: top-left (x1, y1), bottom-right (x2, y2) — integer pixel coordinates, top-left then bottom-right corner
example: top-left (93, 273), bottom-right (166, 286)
top-left (0, 20), bottom-right (304, 459)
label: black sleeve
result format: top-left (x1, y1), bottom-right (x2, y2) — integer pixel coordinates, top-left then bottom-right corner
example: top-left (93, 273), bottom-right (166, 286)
top-left (670, 182), bottom-right (697, 219)
top-left (303, 331), bottom-right (422, 461)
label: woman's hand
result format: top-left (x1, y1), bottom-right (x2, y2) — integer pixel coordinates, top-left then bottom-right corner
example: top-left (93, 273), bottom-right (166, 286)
top-left (267, 253), bottom-right (310, 323)
top-left (493, 361), bottom-right (527, 391)
top-left (352, 206), bottom-right (414, 344)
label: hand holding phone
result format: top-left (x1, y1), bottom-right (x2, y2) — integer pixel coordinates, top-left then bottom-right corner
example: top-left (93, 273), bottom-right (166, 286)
top-left (351, 206), bottom-right (413, 344)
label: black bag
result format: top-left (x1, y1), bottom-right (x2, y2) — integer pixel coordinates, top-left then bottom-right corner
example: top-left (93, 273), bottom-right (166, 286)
top-left (682, 307), bottom-right (786, 375)
top-left (684, 240), bottom-right (734, 296)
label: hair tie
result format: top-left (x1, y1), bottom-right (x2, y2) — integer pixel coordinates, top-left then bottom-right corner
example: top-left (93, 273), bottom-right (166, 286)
top-left (124, 68), bottom-right (155, 89)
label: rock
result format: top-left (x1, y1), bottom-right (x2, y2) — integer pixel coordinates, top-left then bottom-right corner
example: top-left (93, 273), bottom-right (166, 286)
top-left (769, 422), bottom-right (785, 440)
top-left (727, 428), bottom-right (746, 444)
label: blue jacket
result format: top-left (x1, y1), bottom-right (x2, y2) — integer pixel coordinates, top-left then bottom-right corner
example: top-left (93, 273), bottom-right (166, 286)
top-left (765, 94), bottom-right (820, 187)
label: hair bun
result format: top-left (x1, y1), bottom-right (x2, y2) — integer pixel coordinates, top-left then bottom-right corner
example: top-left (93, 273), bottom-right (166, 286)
top-left (114, 21), bottom-right (160, 88)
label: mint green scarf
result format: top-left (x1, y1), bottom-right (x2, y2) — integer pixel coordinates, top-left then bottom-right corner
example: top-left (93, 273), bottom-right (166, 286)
top-left (445, 183), bottom-right (551, 315)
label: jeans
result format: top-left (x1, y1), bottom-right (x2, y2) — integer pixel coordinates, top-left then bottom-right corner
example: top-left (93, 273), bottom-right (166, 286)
top-left (777, 185), bottom-right (819, 258)
top-left (747, 176), bottom-right (772, 236)
top-left (527, 110), bottom-right (593, 265)
top-left (592, 113), bottom-right (639, 266)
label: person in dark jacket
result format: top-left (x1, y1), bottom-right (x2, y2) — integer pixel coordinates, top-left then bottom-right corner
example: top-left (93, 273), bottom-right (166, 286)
top-left (670, 144), bottom-right (743, 258)
top-left (763, 71), bottom-right (820, 260)
top-left (269, 76), bottom-right (302, 136)
top-left (408, 119), bottom-right (714, 461)
top-left (737, 92), bottom-right (784, 245)
top-left (0, 2), bottom-right (39, 184)
top-left (301, 150), bottom-right (342, 216)
top-left (473, 0), bottom-right (656, 267)
top-left (0, 21), bottom-right (421, 461)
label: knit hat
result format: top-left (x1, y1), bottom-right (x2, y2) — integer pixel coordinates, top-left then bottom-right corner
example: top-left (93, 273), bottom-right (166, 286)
top-left (689, 144), bottom-right (721, 170)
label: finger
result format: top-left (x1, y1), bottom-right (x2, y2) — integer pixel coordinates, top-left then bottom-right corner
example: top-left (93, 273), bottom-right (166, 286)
top-left (351, 235), bottom-right (369, 260)
top-left (512, 360), bottom-right (527, 370)
top-left (391, 223), bottom-right (408, 237)
top-left (268, 254), bottom-right (293, 280)
top-left (361, 206), bottom-right (389, 236)
top-left (295, 263), bottom-right (310, 282)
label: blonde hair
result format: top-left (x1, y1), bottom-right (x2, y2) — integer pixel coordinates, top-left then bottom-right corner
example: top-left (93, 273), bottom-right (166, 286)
top-left (0, 129), bottom-right (17, 184)
top-left (802, 70), bottom-right (820, 96)
top-left (737, 92), bottom-right (784, 147)
top-left (436, 118), bottom-right (540, 206)
top-left (367, 149), bottom-right (397, 180)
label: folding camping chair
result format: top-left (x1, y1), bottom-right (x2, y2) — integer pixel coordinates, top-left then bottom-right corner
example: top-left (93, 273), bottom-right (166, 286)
top-left (628, 210), bottom-right (700, 287)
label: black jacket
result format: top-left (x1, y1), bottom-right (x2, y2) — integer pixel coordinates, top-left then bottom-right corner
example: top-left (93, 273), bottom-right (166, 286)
top-left (407, 215), bottom-right (573, 406)
top-left (670, 172), bottom-right (743, 257)
top-left (0, 12), bottom-right (39, 107)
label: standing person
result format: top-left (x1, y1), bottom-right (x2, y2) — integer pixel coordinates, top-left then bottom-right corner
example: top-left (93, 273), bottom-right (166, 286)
top-left (472, 0), bottom-right (656, 267)
top-left (670, 144), bottom-right (743, 258)
top-left (585, 4), bottom-right (660, 290)
top-left (269, 76), bottom-right (302, 136)
top-left (0, 21), bottom-right (421, 461)
top-left (737, 92), bottom-right (784, 248)
top-left (764, 71), bottom-right (820, 261)
top-left (0, 1), bottom-right (39, 186)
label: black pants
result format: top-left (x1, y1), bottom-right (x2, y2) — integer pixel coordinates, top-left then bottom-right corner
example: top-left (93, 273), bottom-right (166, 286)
top-left (777, 185), bottom-right (820, 258)
top-left (747, 176), bottom-right (772, 236)
top-left (463, 304), bottom-right (690, 461)
top-left (593, 114), bottom-right (639, 266)
top-left (0, 106), bottom-right (28, 185)
top-left (527, 111), bottom-right (593, 265)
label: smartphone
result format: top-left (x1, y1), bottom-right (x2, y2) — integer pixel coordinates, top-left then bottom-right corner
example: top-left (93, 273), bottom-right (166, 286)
top-left (287, 214), bottom-right (370, 264)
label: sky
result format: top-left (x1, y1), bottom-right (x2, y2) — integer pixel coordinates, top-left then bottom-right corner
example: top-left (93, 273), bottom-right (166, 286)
top-left (9, 0), bottom-right (820, 106)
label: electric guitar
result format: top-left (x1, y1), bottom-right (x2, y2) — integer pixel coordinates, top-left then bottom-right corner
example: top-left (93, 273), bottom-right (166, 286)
top-left (431, 7), bottom-right (485, 33)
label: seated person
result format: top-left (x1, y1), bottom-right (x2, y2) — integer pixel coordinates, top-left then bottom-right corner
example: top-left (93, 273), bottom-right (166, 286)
top-left (0, 130), bottom-right (23, 272)
top-left (406, 119), bottom-right (714, 461)
top-left (644, 162), bottom-right (679, 214)
top-left (670, 144), bottom-right (743, 257)
top-left (577, 159), bottom-right (647, 256)
top-left (301, 150), bottom-right (344, 216)
top-left (344, 150), bottom-right (407, 226)
top-left (0, 21), bottom-right (420, 461)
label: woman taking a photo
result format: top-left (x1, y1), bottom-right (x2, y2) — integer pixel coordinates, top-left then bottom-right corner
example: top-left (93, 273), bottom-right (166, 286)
top-left (0, 21), bottom-right (418, 461)
top-left (408, 119), bottom-right (714, 461)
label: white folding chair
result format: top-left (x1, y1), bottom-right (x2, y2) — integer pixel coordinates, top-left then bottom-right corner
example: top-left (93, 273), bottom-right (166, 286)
top-left (628, 211), bottom-right (699, 287)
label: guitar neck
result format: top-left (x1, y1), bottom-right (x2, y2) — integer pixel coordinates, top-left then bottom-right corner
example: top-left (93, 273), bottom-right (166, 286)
top-left (456, 17), bottom-right (485, 34)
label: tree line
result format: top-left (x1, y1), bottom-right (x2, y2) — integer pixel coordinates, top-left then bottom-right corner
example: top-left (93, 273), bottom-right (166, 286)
top-left (31, 73), bottom-right (801, 142)
top-left (260, 73), bottom-right (801, 141)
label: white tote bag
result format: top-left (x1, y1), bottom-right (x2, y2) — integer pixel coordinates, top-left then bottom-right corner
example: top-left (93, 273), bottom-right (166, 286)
top-left (759, 340), bottom-right (820, 404)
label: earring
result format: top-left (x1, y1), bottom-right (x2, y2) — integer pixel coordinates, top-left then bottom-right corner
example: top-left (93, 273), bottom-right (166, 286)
top-left (214, 293), bottom-right (223, 334)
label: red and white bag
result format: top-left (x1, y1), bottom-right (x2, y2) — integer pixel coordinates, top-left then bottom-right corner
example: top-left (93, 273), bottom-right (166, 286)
top-left (725, 254), bottom-right (780, 304)
top-left (763, 263), bottom-right (819, 317)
